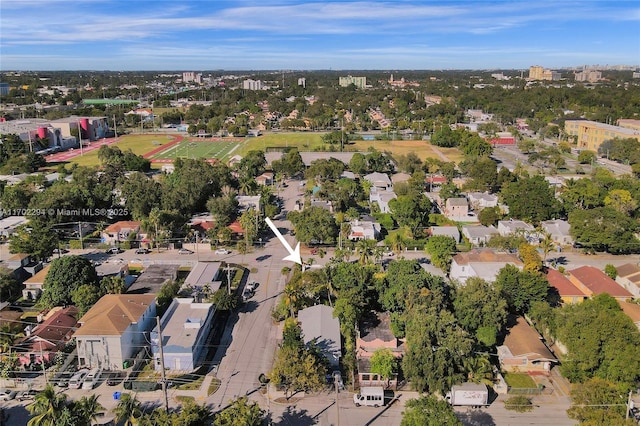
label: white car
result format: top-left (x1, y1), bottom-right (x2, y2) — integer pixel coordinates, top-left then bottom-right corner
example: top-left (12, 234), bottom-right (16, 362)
top-left (178, 248), bottom-right (194, 255)
top-left (214, 249), bottom-right (230, 255)
top-left (0, 389), bottom-right (16, 401)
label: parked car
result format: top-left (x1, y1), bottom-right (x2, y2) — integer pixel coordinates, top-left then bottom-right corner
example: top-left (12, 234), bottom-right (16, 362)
top-left (106, 371), bottom-right (126, 386)
top-left (53, 371), bottom-right (75, 387)
top-left (246, 281), bottom-right (258, 292)
top-left (52, 248), bottom-right (69, 254)
top-left (214, 248), bottom-right (230, 255)
top-left (68, 369), bottom-right (89, 389)
top-left (178, 248), bottom-right (194, 255)
top-left (0, 389), bottom-right (16, 401)
top-left (242, 288), bottom-right (254, 302)
top-left (82, 368), bottom-right (102, 390)
top-left (135, 248), bottom-right (150, 254)
top-left (16, 389), bottom-right (38, 402)
top-left (106, 247), bottom-right (123, 254)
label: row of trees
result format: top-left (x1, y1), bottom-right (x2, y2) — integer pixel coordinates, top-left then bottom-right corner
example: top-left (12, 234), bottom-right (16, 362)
top-left (24, 386), bottom-right (265, 426)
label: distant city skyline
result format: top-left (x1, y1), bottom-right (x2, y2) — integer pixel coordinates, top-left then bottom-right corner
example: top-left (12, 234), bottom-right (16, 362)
top-left (1, 1), bottom-right (638, 71)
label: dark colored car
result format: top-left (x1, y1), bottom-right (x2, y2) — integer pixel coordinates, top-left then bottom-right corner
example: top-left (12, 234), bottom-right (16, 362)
top-left (16, 389), bottom-right (38, 401)
top-left (53, 371), bottom-right (75, 387)
top-left (106, 371), bottom-right (126, 386)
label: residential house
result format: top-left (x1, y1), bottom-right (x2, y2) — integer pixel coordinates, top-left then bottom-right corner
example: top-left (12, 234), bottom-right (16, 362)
top-left (127, 264), bottom-right (179, 295)
top-left (183, 262), bottom-right (223, 298)
top-left (227, 154), bottom-right (243, 168)
top-left (369, 191), bottom-right (397, 214)
top-left (348, 219), bottom-right (381, 241)
top-left (102, 221), bottom-right (142, 245)
top-left (22, 265), bottom-right (50, 300)
top-left (390, 173), bottom-right (411, 186)
top-left (461, 225), bottom-right (499, 246)
top-left (356, 312), bottom-right (404, 389)
top-left (617, 300), bottom-right (640, 331)
top-left (497, 220), bottom-right (535, 237)
top-left (450, 248), bottom-right (523, 284)
top-left (567, 266), bottom-right (633, 301)
top-left (546, 269), bottom-right (587, 305)
top-left (429, 226), bottom-right (460, 243)
top-left (3, 253), bottom-right (42, 283)
top-left (309, 199), bottom-right (333, 213)
top-left (15, 306), bottom-right (79, 368)
top-left (364, 172), bottom-right (392, 192)
top-left (540, 220), bottom-right (573, 246)
top-left (255, 172), bottom-right (274, 186)
top-left (236, 195), bottom-right (261, 212)
top-left (498, 317), bottom-right (557, 374)
top-left (74, 294), bottom-right (157, 370)
top-left (443, 198), bottom-right (469, 218)
top-left (151, 298), bottom-right (215, 372)
top-left (297, 305), bottom-right (341, 367)
top-left (467, 192), bottom-right (499, 211)
top-left (615, 263), bottom-right (640, 299)
top-left (0, 216), bottom-right (27, 239)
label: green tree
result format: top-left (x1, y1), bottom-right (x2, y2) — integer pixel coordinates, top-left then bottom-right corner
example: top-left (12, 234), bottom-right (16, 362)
top-left (9, 221), bottom-right (58, 261)
top-left (71, 284), bottom-right (103, 316)
top-left (578, 150), bottom-right (597, 164)
top-left (100, 276), bottom-right (126, 295)
top-left (477, 206), bottom-right (501, 227)
top-left (604, 264), bottom-right (617, 280)
top-left (567, 377), bottom-right (636, 426)
top-left (112, 393), bottom-right (142, 426)
top-left (401, 395), bottom-right (462, 426)
top-left (287, 207), bottom-right (338, 244)
top-left (604, 189), bottom-right (637, 215)
top-left (211, 289), bottom-right (239, 310)
top-left (453, 277), bottom-right (508, 347)
top-left (0, 266), bottom-right (21, 302)
top-left (500, 175), bottom-right (560, 223)
top-left (355, 239), bottom-right (376, 265)
top-left (27, 385), bottom-right (69, 426)
top-left (370, 348), bottom-right (397, 388)
top-left (495, 265), bottom-right (549, 315)
top-left (74, 394), bottom-right (105, 426)
top-left (518, 242), bottom-right (543, 273)
top-left (349, 152), bottom-right (368, 175)
top-left (41, 256), bottom-right (99, 308)
top-left (425, 235), bottom-right (457, 272)
top-left (568, 206), bottom-right (640, 253)
top-left (213, 397), bottom-right (264, 426)
top-left (504, 395), bottom-right (534, 413)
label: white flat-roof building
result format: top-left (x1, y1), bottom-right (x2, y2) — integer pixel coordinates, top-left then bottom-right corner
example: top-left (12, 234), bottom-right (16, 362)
top-left (0, 216), bottom-right (27, 238)
top-left (151, 298), bottom-right (215, 372)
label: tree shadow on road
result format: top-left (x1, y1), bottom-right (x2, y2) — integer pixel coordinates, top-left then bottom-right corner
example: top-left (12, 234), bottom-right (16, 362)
top-left (456, 409), bottom-right (497, 426)
top-left (274, 406), bottom-right (317, 425)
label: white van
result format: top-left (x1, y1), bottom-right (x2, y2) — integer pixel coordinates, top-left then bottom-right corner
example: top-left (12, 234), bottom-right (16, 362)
top-left (68, 369), bottom-right (89, 389)
top-left (81, 368), bottom-right (101, 390)
top-left (353, 386), bottom-right (385, 407)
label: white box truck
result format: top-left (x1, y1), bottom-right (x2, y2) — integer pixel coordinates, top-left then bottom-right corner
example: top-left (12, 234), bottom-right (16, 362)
top-left (445, 382), bottom-right (489, 407)
top-left (353, 386), bottom-right (385, 407)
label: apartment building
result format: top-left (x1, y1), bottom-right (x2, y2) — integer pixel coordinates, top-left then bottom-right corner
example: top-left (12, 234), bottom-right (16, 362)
top-left (529, 66), bottom-right (561, 81)
top-left (564, 119), bottom-right (640, 152)
top-left (339, 75), bottom-right (367, 88)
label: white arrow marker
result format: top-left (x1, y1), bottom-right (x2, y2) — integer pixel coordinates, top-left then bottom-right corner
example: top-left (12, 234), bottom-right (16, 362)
top-left (264, 217), bottom-right (302, 265)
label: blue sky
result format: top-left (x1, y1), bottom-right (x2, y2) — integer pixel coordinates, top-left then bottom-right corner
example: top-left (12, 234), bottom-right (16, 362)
top-left (1, 0), bottom-right (638, 71)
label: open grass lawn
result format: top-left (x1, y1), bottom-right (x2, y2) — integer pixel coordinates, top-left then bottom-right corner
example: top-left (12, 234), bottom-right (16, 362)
top-left (504, 372), bottom-right (537, 388)
top-left (148, 138), bottom-right (241, 162)
top-left (238, 132), bottom-right (324, 155)
top-left (351, 139), bottom-right (465, 163)
top-left (68, 134), bottom-right (179, 167)
top-left (67, 132), bottom-right (463, 168)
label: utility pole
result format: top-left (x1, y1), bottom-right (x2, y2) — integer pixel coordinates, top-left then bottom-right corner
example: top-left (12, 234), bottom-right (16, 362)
top-left (334, 372), bottom-right (340, 426)
top-left (156, 316), bottom-right (169, 412)
top-left (626, 390), bottom-right (633, 420)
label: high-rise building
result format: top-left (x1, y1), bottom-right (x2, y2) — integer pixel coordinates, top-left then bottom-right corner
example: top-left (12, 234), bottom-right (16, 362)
top-left (243, 79), bottom-right (265, 90)
top-left (529, 66), bottom-right (561, 81)
top-left (182, 72), bottom-right (202, 84)
top-left (339, 76), bottom-right (366, 88)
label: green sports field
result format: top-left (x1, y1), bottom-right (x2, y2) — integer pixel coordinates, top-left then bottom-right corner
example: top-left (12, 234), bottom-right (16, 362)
top-left (147, 139), bottom-right (242, 162)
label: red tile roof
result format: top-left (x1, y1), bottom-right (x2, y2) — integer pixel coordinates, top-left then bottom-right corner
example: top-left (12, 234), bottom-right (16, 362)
top-left (104, 221), bottom-right (141, 233)
top-left (228, 221), bottom-right (244, 234)
top-left (569, 266), bottom-right (633, 298)
top-left (546, 269), bottom-right (586, 297)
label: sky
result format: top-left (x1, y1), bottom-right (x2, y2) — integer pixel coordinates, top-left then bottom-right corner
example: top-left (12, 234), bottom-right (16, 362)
top-left (1, 0), bottom-right (639, 71)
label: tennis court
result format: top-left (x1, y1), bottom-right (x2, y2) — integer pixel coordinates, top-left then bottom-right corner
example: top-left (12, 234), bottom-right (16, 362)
top-left (147, 138), bottom-right (242, 163)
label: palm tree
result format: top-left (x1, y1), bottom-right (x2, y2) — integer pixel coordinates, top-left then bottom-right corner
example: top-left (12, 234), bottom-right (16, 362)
top-left (389, 232), bottom-right (407, 255)
top-left (112, 393), bottom-right (142, 426)
top-left (75, 394), bottom-right (105, 425)
top-left (27, 385), bottom-right (68, 426)
top-left (355, 239), bottom-right (375, 265)
top-left (539, 231), bottom-right (555, 264)
top-left (463, 356), bottom-right (494, 386)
